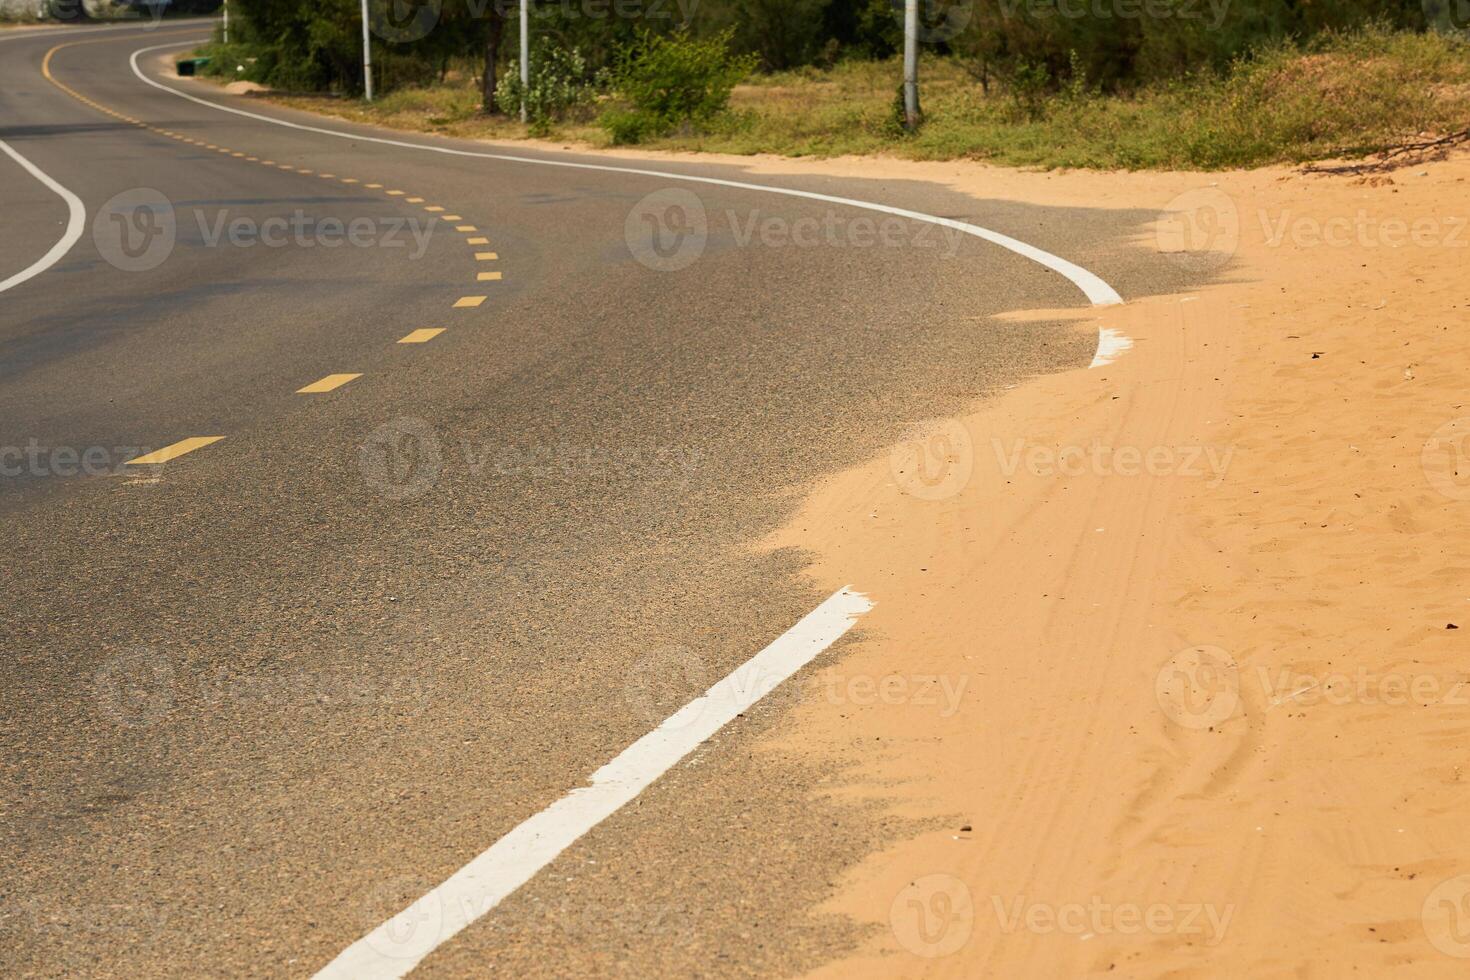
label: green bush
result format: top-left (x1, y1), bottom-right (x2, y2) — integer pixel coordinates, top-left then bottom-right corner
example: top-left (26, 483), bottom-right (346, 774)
top-left (496, 42), bottom-right (602, 134)
top-left (600, 29), bottom-right (757, 143)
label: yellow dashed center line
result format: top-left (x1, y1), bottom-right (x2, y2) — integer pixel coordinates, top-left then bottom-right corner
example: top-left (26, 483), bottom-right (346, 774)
top-left (406, 196), bottom-right (425, 203)
top-left (341, 178), bottom-right (359, 184)
top-left (442, 214), bottom-right (462, 221)
top-left (424, 206), bottom-right (444, 213)
top-left (475, 252), bottom-right (498, 261)
top-left (477, 271), bottom-right (503, 282)
top-left (398, 328), bottom-right (445, 344)
top-left (456, 225), bottom-right (477, 233)
top-left (297, 373), bottom-right (362, 394)
top-left (125, 437), bottom-right (225, 466)
top-left (454, 296), bottom-right (487, 308)
top-left (466, 237), bottom-right (489, 245)
top-left (386, 190), bottom-right (405, 196)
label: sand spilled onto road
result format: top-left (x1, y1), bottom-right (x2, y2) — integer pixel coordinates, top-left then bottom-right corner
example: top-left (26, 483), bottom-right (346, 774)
top-left (751, 152), bottom-right (1470, 976)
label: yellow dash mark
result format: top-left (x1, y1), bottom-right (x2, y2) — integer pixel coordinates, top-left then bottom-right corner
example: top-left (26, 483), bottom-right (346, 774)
top-left (386, 190), bottom-right (405, 196)
top-left (262, 160), bottom-right (275, 165)
top-left (125, 437), bottom-right (225, 466)
top-left (407, 197), bottom-right (425, 203)
top-left (246, 156), bottom-right (259, 162)
top-left (297, 169), bottom-right (314, 174)
top-left (398, 328), bottom-right (445, 344)
top-left (475, 252), bottom-right (498, 261)
top-left (341, 178), bottom-right (360, 184)
top-left (232, 152), bottom-right (245, 157)
top-left (365, 183), bottom-right (383, 189)
top-left (466, 237), bottom-right (489, 245)
top-left (477, 271), bottom-right (503, 282)
top-left (456, 225), bottom-right (477, 233)
top-left (297, 373), bottom-right (362, 394)
top-left (319, 173), bottom-right (336, 178)
top-left (454, 296), bottom-right (487, 309)
top-left (278, 164), bottom-right (294, 170)
top-left (442, 215), bottom-right (462, 221)
top-left (424, 206), bottom-right (445, 213)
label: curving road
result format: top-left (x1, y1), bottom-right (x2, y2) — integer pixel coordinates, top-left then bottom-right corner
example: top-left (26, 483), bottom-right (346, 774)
top-left (0, 20), bottom-right (1180, 978)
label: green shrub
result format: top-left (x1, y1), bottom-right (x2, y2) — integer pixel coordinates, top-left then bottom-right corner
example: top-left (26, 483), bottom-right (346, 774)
top-left (599, 29), bottom-right (757, 143)
top-left (496, 42), bottom-right (602, 134)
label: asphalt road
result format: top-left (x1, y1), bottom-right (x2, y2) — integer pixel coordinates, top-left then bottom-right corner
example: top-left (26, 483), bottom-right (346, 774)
top-left (0, 20), bottom-right (1187, 978)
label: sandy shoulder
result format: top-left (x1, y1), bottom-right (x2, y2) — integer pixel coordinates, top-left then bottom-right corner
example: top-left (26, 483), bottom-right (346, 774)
top-left (733, 152), bottom-right (1470, 976)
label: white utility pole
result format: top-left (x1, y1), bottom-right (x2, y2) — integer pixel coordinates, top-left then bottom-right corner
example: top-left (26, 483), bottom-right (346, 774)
top-left (223, 0), bottom-right (229, 44)
top-left (360, 0), bottom-right (374, 101)
top-left (902, 0), bottom-right (919, 130)
top-left (519, 0), bottom-right (529, 123)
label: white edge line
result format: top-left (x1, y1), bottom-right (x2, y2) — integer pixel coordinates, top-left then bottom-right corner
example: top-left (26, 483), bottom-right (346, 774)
top-left (0, 138), bottom-right (85, 295)
top-left (125, 38), bottom-right (1127, 332)
top-left (313, 586), bottom-right (872, 979)
top-left (1088, 326), bottom-right (1133, 369)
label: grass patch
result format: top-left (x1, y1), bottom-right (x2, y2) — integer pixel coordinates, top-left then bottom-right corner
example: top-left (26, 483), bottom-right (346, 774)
top-left (207, 26), bottom-right (1470, 170)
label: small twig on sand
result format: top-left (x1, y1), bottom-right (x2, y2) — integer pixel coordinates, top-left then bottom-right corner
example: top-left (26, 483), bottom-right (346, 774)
top-left (1301, 127), bottom-right (1470, 175)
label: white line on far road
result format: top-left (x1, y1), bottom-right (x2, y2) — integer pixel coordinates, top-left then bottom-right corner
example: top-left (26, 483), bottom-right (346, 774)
top-left (314, 586), bottom-right (873, 979)
top-left (126, 39), bottom-right (1126, 315)
top-left (0, 138), bottom-right (84, 296)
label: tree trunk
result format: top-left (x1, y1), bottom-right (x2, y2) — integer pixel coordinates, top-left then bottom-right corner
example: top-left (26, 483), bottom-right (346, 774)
top-left (481, 12), bottom-right (505, 115)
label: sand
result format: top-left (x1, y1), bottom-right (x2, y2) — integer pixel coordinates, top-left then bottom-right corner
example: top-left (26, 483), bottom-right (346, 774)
top-left (716, 151), bottom-right (1470, 976)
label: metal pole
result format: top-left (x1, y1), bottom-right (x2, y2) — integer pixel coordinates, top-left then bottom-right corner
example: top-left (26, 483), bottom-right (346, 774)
top-left (360, 0), bottom-right (374, 101)
top-left (902, 0), bottom-right (919, 130)
top-left (223, 0), bottom-right (229, 45)
top-left (519, 0), bottom-right (529, 123)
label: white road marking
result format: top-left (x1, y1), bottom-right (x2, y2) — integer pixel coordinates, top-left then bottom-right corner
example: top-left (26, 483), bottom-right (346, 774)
top-left (126, 39), bottom-right (1126, 318)
top-left (314, 586), bottom-right (872, 979)
top-left (1089, 326), bottom-right (1133, 368)
top-left (0, 138), bottom-right (85, 296)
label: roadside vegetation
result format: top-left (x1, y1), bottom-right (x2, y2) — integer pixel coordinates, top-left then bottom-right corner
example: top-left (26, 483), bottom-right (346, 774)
top-left (192, 0), bottom-right (1470, 170)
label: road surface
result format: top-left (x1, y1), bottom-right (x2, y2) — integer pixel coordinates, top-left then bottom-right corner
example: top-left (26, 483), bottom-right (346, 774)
top-left (0, 20), bottom-right (1183, 977)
